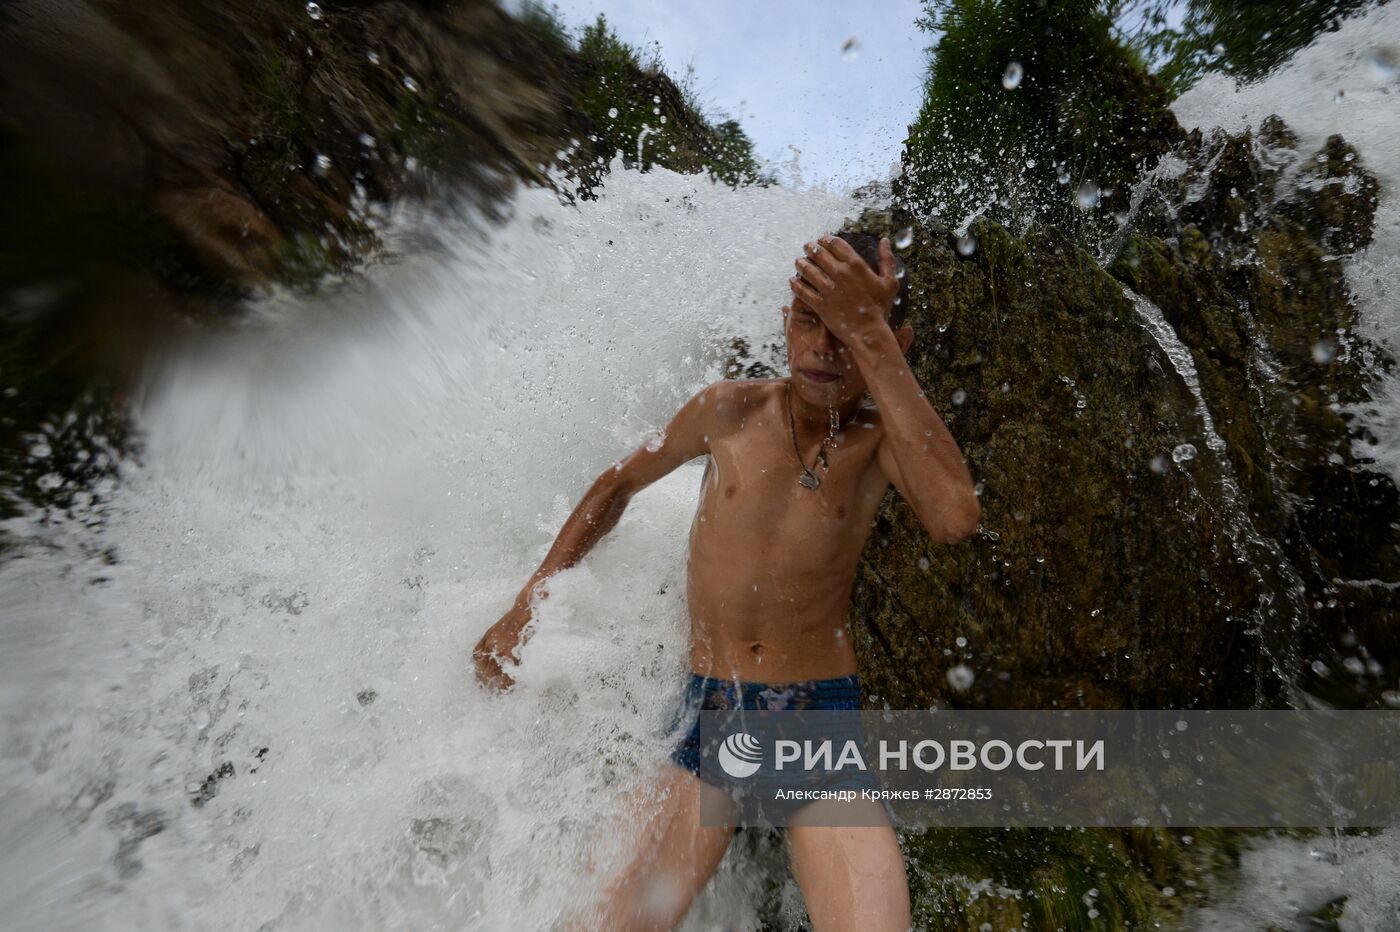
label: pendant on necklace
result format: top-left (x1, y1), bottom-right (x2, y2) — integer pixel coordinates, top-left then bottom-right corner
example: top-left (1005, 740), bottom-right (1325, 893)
top-left (798, 448), bottom-right (830, 490)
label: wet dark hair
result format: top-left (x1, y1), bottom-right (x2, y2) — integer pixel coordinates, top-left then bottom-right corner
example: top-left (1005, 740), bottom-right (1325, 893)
top-left (835, 231), bottom-right (910, 329)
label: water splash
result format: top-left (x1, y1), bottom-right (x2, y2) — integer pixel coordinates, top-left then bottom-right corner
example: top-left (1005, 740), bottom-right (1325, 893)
top-left (0, 164), bottom-right (856, 929)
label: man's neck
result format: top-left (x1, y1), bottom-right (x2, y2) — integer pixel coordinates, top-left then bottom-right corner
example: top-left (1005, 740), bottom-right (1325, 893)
top-left (786, 377), bottom-right (865, 437)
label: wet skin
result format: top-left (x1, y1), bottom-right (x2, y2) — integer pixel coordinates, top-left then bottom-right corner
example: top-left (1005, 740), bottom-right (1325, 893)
top-left (684, 376), bottom-right (894, 680)
top-left (474, 233), bottom-right (980, 932)
top-left (473, 233), bottom-right (979, 689)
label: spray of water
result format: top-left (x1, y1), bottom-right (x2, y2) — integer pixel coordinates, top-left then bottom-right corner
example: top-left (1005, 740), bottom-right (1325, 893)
top-left (0, 162), bottom-right (859, 929)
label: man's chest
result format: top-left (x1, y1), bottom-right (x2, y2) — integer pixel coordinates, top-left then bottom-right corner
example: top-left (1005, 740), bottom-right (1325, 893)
top-left (696, 427), bottom-right (888, 541)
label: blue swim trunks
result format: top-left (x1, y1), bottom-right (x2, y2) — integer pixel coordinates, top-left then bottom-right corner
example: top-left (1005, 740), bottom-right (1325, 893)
top-left (667, 672), bottom-right (882, 811)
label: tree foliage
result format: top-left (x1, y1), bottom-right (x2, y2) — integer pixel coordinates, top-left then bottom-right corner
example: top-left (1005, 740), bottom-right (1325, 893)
top-left (573, 14), bottom-right (765, 187)
top-left (900, 0), bottom-right (1180, 239)
top-left (1120, 0), bottom-right (1373, 95)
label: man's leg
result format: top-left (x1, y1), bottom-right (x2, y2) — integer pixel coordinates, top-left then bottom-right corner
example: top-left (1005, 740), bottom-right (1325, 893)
top-left (787, 802), bottom-right (911, 932)
top-left (575, 764), bottom-right (737, 932)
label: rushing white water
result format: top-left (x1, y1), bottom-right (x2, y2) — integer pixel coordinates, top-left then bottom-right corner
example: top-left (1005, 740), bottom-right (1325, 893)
top-left (1172, 5), bottom-right (1400, 928)
top-left (1174, 1), bottom-right (1400, 482)
top-left (0, 163), bottom-right (861, 930)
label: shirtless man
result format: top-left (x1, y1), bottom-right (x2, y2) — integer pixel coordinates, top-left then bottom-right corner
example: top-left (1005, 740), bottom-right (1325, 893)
top-left (474, 231), bottom-right (980, 931)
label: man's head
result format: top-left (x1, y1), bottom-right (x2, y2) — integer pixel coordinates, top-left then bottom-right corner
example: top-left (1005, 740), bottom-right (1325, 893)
top-left (834, 232), bottom-right (911, 329)
top-left (782, 231), bottom-right (916, 408)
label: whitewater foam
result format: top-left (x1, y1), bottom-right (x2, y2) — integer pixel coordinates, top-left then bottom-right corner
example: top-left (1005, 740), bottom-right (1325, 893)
top-left (0, 164), bottom-right (855, 930)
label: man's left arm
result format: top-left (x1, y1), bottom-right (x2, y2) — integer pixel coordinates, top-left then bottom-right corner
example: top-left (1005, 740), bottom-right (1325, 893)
top-left (792, 234), bottom-right (980, 544)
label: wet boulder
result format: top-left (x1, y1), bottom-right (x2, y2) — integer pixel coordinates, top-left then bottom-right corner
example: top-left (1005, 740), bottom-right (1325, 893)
top-left (843, 214), bottom-right (1273, 712)
top-left (826, 116), bottom-right (1397, 712)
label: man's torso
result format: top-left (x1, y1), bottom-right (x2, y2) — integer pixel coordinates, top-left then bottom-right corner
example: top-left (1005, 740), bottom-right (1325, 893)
top-left (684, 378), bottom-right (891, 681)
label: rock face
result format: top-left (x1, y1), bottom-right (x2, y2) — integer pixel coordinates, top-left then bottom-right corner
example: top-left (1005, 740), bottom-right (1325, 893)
top-left (846, 215), bottom-right (1275, 711)
top-left (786, 114), bottom-right (1398, 932)
top-left (837, 114), bottom-right (1396, 713)
top-left (1110, 118), bottom-right (1396, 709)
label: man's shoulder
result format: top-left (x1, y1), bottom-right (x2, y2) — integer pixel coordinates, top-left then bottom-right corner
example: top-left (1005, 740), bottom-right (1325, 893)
top-left (699, 376), bottom-right (783, 411)
top-left (691, 378), bottom-right (781, 438)
top-left (724, 375), bottom-right (790, 399)
top-left (711, 377), bottom-right (789, 417)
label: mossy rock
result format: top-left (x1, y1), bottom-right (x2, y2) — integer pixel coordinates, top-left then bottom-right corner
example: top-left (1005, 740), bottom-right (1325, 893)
top-left (835, 215), bottom-right (1271, 712)
top-left (1108, 118), bottom-right (1399, 709)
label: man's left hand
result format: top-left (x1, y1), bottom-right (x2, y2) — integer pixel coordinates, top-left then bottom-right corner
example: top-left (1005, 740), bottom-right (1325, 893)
top-left (789, 234), bottom-right (899, 347)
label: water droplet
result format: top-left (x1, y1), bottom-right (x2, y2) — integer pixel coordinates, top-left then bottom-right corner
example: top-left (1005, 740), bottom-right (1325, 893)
top-left (841, 37), bottom-right (861, 60)
top-left (1001, 61), bottom-right (1023, 90)
top-left (358, 133), bottom-right (376, 148)
top-left (1025, 158), bottom-right (1036, 168)
top-left (313, 153), bottom-right (332, 175)
top-left (894, 226), bottom-right (914, 249)
top-left (917, 556), bottom-right (930, 571)
top-left (1334, 88), bottom-right (1346, 103)
top-left (1149, 455), bottom-right (1168, 474)
top-left (951, 389), bottom-right (967, 405)
top-left (367, 50), bottom-right (380, 65)
top-left (644, 428), bottom-right (666, 452)
top-left (1343, 656), bottom-right (1366, 676)
top-left (607, 107), bottom-right (619, 118)
top-left (1371, 47), bottom-right (1398, 81)
top-left (1075, 180), bottom-right (1100, 210)
top-left (305, 2), bottom-right (322, 20)
top-left (947, 664), bottom-right (975, 691)
top-left (956, 233), bottom-right (977, 257)
top-left (1212, 42), bottom-right (1226, 56)
top-left (954, 636), bottom-right (967, 648)
top-left (1057, 166), bottom-right (1071, 185)
top-left (1172, 443), bottom-right (1197, 464)
top-left (1311, 659), bottom-right (1330, 677)
top-left (652, 106), bottom-right (661, 115)
top-left (1312, 339), bottom-right (1336, 364)
top-left (402, 75), bottom-right (419, 93)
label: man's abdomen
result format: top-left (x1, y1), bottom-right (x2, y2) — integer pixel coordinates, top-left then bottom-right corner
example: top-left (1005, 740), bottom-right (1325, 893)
top-left (683, 553), bottom-right (860, 681)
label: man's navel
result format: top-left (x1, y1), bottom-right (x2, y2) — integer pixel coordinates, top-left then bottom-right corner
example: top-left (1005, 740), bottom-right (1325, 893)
top-left (725, 485), bottom-right (736, 498)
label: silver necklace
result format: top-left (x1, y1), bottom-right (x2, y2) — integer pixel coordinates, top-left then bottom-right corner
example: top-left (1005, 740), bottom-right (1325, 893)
top-left (786, 378), bottom-right (845, 490)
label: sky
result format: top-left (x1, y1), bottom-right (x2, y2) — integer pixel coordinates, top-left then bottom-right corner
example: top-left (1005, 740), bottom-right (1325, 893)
top-left (534, 0), bottom-right (932, 191)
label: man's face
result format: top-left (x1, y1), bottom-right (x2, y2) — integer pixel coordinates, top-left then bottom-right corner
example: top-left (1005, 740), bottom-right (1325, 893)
top-left (783, 290), bottom-right (881, 408)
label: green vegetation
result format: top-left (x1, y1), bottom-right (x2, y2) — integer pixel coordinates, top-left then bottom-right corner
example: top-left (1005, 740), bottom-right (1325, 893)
top-left (569, 12), bottom-right (766, 186)
top-left (901, 0), bottom-right (1373, 242)
top-left (900, 0), bottom-right (1179, 240)
top-left (1121, 0), bottom-right (1373, 94)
